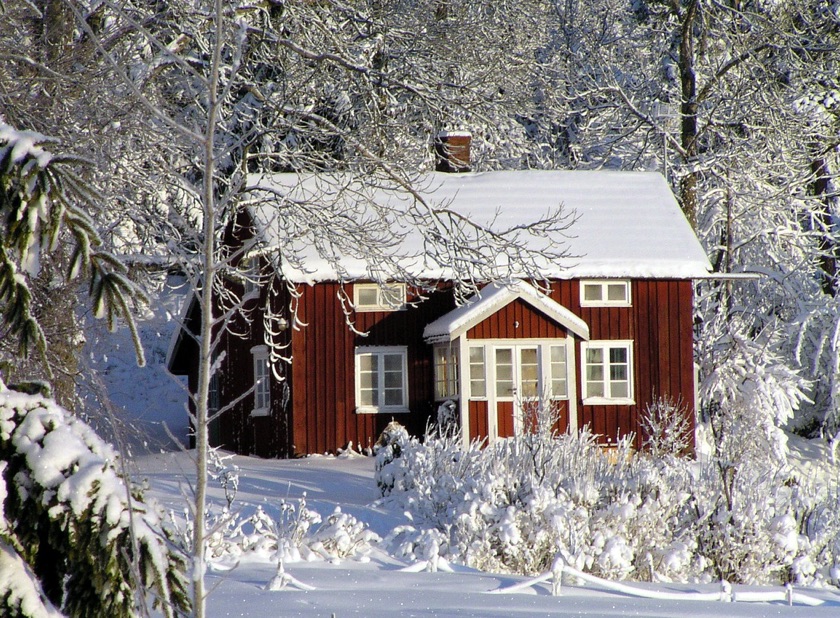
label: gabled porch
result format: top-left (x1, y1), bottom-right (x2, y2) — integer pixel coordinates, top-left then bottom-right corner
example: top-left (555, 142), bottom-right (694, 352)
top-left (424, 281), bottom-right (591, 447)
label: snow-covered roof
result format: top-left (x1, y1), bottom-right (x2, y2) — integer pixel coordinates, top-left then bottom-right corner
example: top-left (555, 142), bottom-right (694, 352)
top-left (423, 281), bottom-right (590, 343)
top-left (247, 170), bottom-right (711, 283)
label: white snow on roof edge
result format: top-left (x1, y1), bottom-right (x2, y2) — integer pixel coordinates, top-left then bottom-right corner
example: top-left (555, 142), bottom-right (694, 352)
top-left (436, 130), bottom-right (472, 138)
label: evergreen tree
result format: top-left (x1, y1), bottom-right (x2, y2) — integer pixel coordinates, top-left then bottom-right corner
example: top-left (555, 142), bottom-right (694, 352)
top-left (0, 123), bottom-right (146, 374)
top-left (0, 384), bottom-right (190, 617)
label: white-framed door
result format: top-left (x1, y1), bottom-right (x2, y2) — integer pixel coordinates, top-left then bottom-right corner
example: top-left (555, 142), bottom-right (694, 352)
top-left (492, 345), bottom-right (540, 437)
top-left (476, 339), bottom-right (575, 441)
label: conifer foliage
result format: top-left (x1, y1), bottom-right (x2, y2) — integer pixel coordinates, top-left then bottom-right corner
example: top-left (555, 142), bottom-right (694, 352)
top-left (0, 123), bottom-right (145, 369)
top-left (0, 384), bottom-right (190, 618)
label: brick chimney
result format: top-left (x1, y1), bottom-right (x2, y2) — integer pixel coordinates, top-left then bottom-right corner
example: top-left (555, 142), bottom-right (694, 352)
top-left (434, 130), bottom-right (471, 173)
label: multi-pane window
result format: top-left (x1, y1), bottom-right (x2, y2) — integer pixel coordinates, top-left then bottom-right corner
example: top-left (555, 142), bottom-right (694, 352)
top-left (470, 343), bottom-right (568, 401)
top-left (243, 257), bottom-right (260, 296)
top-left (518, 348), bottom-right (539, 398)
top-left (548, 344), bottom-right (568, 398)
top-left (355, 347), bottom-right (408, 412)
top-left (433, 345), bottom-right (459, 400)
top-left (252, 346), bottom-right (270, 416)
top-left (354, 283), bottom-right (407, 312)
top-left (469, 346), bottom-right (487, 398)
top-left (495, 348), bottom-right (515, 398)
top-left (580, 280), bottom-right (631, 307)
top-left (582, 341), bottom-right (633, 402)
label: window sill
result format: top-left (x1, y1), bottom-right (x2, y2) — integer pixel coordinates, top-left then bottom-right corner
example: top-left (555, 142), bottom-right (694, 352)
top-left (582, 397), bottom-right (635, 406)
top-left (355, 306), bottom-right (407, 313)
top-left (355, 406), bottom-right (410, 415)
top-left (250, 408), bottom-right (270, 417)
top-left (579, 301), bottom-right (631, 308)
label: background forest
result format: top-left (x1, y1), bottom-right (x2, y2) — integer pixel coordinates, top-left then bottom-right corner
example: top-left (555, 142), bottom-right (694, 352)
top-left (5, 1), bottom-right (838, 441)
top-left (3, 0), bottom-right (840, 468)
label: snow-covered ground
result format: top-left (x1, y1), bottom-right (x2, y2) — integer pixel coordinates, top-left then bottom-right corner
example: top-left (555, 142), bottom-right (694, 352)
top-left (83, 274), bottom-right (191, 454)
top-left (96, 276), bottom-right (840, 616)
top-left (131, 450), bottom-right (840, 617)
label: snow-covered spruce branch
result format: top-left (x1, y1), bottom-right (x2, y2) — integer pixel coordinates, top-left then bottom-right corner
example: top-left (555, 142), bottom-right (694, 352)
top-left (0, 122), bottom-right (146, 369)
top-left (0, 386), bottom-right (190, 618)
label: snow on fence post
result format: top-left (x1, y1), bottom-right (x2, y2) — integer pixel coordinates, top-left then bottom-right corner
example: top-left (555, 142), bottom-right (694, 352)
top-left (720, 580), bottom-right (732, 602)
top-left (551, 556), bottom-right (564, 596)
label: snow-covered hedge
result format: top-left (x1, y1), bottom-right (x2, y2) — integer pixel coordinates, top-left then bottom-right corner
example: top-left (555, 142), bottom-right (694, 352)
top-left (170, 494), bottom-right (380, 566)
top-left (377, 425), bottom-right (840, 586)
top-left (0, 387), bottom-right (189, 618)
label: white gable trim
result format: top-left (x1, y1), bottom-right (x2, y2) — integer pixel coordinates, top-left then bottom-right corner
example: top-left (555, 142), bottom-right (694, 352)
top-left (423, 281), bottom-right (590, 343)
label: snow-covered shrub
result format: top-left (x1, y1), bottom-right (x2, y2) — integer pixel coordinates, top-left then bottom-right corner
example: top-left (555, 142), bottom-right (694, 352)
top-left (308, 507), bottom-right (379, 562)
top-left (248, 498), bottom-right (323, 562)
top-left (641, 396), bottom-right (692, 458)
top-left (435, 400), bottom-right (458, 435)
top-left (691, 465), bottom-right (804, 584)
top-left (387, 525), bottom-right (450, 566)
top-left (374, 421), bottom-right (411, 497)
top-left (172, 492), bottom-right (380, 566)
top-left (700, 325), bottom-right (810, 467)
top-left (208, 447), bottom-right (240, 509)
top-left (380, 417), bottom-right (840, 586)
top-left (0, 387), bottom-right (189, 618)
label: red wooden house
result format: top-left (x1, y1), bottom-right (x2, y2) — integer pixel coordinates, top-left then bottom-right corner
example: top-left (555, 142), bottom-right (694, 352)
top-left (168, 154), bottom-right (711, 458)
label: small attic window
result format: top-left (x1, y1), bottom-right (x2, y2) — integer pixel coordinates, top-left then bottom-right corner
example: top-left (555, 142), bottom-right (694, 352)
top-left (580, 280), bottom-right (631, 307)
top-left (354, 283), bottom-right (407, 312)
top-left (242, 256), bottom-right (259, 297)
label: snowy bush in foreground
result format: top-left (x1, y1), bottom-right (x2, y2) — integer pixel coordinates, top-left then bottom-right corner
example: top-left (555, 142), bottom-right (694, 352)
top-left (171, 492), bottom-right (380, 566)
top-left (0, 386), bottom-right (189, 618)
top-left (378, 418), bottom-right (840, 587)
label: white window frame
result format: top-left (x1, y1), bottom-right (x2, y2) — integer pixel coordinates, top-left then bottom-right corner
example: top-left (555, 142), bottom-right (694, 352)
top-left (580, 340), bottom-right (634, 405)
top-left (468, 345), bottom-right (487, 400)
top-left (353, 283), bottom-right (407, 312)
top-left (242, 256), bottom-right (260, 298)
top-left (580, 280), bottom-right (631, 307)
top-left (433, 344), bottom-right (459, 401)
top-left (251, 345), bottom-right (271, 417)
top-left (354, 346), bottom-right (409, 414)
top-left (493, 346), bottom-right (518, 400)
top-left (546, 343), bottom-right (569, 400)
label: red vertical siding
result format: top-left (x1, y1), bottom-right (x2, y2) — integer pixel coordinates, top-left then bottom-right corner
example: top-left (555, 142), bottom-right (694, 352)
top-left (630, 280), bottom-right (696, 449)
top-left (466, 298), bottom-right (568, 339)
top-left (542, 279), bottom-right (696, 449)
top-left (203, 269), bottom-right (697, 457)
top-left (468, 400), bottom-right (489, 442)
top-left (290, 283), bottom-right (455, 456)
top-left (497, 402), bottom-right (515, 438)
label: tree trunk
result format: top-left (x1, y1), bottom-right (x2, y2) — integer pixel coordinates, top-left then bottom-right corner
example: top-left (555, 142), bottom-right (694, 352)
top-left (811, 154), bottom-right (837, 296)
top-left (678, 0), bottom-right (700, 230)
top-left (192, 2), bottom-right (226, 616)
